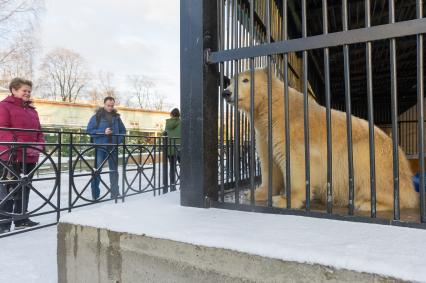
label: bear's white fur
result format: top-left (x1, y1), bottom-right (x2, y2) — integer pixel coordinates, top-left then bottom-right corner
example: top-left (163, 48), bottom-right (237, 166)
top-left (223, 69), bottom-right (418, 211)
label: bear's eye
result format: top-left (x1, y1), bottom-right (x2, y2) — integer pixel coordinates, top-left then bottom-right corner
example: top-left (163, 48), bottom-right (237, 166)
top-left (242, 78), bottom-right (249, 83)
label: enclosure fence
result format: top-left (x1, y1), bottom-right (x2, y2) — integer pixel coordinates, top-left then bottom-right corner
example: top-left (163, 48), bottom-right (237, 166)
top-left (0, 127), bottom-right (181, 237)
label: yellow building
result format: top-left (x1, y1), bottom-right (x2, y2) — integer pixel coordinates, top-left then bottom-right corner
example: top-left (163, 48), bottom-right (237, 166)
top-left (0, 86), bottom-right (7, 96)
top-left (0, 93), bottom-right (170, 136)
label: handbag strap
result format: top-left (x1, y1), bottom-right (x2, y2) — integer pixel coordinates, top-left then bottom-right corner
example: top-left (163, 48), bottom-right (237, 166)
top-left (7, 134), bottom-right (18, 166)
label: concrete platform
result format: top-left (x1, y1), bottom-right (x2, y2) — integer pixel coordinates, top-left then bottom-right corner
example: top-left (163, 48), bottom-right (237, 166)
top-left (58, 223), bottom-right (404, 283)
top-left (57, 192), bottom-right (425, 282)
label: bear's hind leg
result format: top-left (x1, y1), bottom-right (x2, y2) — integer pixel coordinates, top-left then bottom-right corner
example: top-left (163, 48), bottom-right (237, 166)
top-left (246, 159), bottom-right (283, 202)
top-left (272, 193), bottom-right (305, 208)
top-left (356, 199), bottom-right (393, 212)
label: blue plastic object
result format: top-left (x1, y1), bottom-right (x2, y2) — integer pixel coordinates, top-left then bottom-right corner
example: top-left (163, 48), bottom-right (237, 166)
top-left (412, 172), bottom-right (426, 193)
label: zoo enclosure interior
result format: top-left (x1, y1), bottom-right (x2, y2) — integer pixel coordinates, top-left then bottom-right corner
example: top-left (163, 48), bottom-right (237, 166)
top-left (180, 0), bottom-right (426, 228)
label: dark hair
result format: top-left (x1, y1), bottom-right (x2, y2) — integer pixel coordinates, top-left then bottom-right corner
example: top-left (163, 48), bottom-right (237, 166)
top-left (9, 78), bottom-right (32, 93)
top-left (170, 108), bottom-right (180, 118)
top-left (104, 96), bottom-right (115, 103)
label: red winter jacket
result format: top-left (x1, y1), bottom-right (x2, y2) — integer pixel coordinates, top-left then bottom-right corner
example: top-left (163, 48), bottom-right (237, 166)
top-left (0, 95), bottom-right (45, 163)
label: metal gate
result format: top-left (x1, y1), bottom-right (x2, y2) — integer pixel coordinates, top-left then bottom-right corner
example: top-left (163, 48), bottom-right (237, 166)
top-left (181, 0), bottom-right (426, 228)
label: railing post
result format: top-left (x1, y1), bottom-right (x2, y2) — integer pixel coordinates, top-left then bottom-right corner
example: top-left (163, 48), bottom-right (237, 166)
top-left (180, 0), bottom-right (218, 207)
top-left (57, 132), bottom-right (62, 222)
top-left (114, 137), bottom-right (119, 203)
top-left (68, 133), bottom-right (73, 213)
top-left (21, 145), bottom-right (27, 222)
top-left (162, 136), bottom-right (168, 194)
top-left (153, 137), bottom-right (157, 196)
top-left (121, 135), bottom-right (126, 202)
top-left (170, 138), bottom-right (177, 191)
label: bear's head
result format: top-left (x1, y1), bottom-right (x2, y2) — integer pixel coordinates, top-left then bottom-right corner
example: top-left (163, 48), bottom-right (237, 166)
top-left (222, 68), bottom-right (272, 115)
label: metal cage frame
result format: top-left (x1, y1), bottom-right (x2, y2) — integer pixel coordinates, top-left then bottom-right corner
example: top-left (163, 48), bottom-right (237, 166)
top-left (180, 0), bottom-right (426, 229)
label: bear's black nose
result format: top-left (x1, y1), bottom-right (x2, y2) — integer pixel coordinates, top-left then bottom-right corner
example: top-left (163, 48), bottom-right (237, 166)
top-left (222, 89), bottom-right (232, 99)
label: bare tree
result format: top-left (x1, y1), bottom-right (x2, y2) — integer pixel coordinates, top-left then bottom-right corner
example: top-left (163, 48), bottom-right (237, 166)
top-left (39, 48), bottom-right (90, 102)
top-left (98, 70), bottom-right (117, 98)
top-left (0, 0), bottom-right (43, 65)
top-left (127, 74), bottom-right (156, 109)
top-left (151, 91), bottom-right (166, 111)
top-left (0, 31), bottom-right (37, 87)
top-left (0, 1), bottom-right (43, 86)
top-left (87, 88), bottom-right (103, 105)
top-left (0, 1), bottom-right (41, 28)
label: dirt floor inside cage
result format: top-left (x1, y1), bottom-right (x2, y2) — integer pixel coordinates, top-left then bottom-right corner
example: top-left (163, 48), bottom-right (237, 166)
top-left (223, 186), bottom-right (422, 224)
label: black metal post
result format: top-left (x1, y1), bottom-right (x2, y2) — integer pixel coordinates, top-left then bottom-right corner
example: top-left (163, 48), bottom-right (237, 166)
top-left (366, 0), bottom-right (377, 218)
top-left (283, 0), bottom-right (291, 209)
top-left (153, 137), bottom-right (157, 197)
top-left (343, 0), bottom-right (355, 215)
top-left (389, 0), bottom-right (400, 220)
top-left (68, 134), bottom-right (73, 212)
top-left (234, 0), bottom-right (241, 205)
top-left (249, 0), bottom-right (256, 206)
top-left (266, 0), bottom-right (273, 207)
top-left (181, 0), bottom-right (218, 207)
top-left (171, 138), bottom-right (177, 191)
top-left (282, 0), bottom-right (291, 208)
top-left (163, 136), bottom-right (168, 194)
top-left (121, 136), bottom-right (126, 202)
top-left (323, 0), bottom-right (333, 214)
top-left (21, 146), bottom-right (27, 220)
top-left (219, 0), bottom-right (225, 203)
top-left (57, 133), bottom-right (62, 222)
top-left (417, 0), bottom-right (425, 222)
top-left (302, 0), bottom-right (311, 211)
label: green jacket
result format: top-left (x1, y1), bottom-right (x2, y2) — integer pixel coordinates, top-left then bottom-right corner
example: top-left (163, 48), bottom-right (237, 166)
top-left (164, 117), bottom-right (181, 155)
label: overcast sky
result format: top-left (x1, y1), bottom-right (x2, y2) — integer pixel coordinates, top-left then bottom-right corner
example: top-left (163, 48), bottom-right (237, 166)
top-left (37, 0), bottom-right (180, 108)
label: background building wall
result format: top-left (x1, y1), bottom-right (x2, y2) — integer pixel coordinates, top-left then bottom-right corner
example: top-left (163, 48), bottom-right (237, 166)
top-left (0, 93), bottom-right (170, 135)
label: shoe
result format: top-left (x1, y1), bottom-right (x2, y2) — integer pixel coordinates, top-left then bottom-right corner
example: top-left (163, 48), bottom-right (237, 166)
top-left (14, 219), bottom-right (39, 230)
top-left (0, 226), bottom-right (10, 234)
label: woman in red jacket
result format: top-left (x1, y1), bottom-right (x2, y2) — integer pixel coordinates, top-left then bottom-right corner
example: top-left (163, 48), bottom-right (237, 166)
top-left (0, 78), bottom-right (45, 233)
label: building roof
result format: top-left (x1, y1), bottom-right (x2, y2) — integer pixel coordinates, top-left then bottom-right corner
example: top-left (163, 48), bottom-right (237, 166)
top-left (33, 98), bottom-right (170, 115)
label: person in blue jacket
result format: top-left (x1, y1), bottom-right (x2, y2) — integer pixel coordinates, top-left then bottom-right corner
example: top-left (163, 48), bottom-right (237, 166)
top-left (87, 96), bottom-right (126, 199)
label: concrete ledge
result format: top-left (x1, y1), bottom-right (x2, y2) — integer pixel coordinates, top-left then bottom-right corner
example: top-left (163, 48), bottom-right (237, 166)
top-left (57, 223), bottom-right (402, 283)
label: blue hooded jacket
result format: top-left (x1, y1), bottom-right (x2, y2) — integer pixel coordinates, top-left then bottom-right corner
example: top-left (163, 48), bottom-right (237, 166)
top-left (87, 108), bottom-right (126, 144)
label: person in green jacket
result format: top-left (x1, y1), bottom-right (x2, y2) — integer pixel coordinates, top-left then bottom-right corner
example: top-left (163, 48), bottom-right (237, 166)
top-left (163, 108), bottom-right (181, 190)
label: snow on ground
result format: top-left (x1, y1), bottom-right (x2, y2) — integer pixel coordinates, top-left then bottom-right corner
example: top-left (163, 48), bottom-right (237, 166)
top-left (0, 190), bottom-right (159, 283)
top-left (62, 191), bottom-right (426, 282)
top-left (0, 148), bottom-right (179, 282)
top-left (1, 164), bottom-right (161, 232)
top-left (2, 185), bottom-right (426, 283)
top-left (0, 227), bottom-right (57, 283)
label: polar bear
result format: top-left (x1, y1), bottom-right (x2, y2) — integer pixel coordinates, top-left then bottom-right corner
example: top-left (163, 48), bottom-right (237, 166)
top-left (222, 68), bottom-right (418, 211)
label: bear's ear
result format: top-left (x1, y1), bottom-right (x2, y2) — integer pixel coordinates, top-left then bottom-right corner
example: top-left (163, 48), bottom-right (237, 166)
top-left (223, 76), bottom-right (230, 88)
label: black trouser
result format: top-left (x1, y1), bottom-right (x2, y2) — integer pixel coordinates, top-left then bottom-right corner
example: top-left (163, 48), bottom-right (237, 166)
top-left (168, 154), bottom-right (180, 191)
top-left (0, 162), bottom-right (36, 229)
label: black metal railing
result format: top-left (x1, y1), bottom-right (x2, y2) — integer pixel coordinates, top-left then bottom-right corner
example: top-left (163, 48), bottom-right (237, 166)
top-left (218, 139), bottom-right (262, 201)
top-left (0, 127), bottom-right (181, 237)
